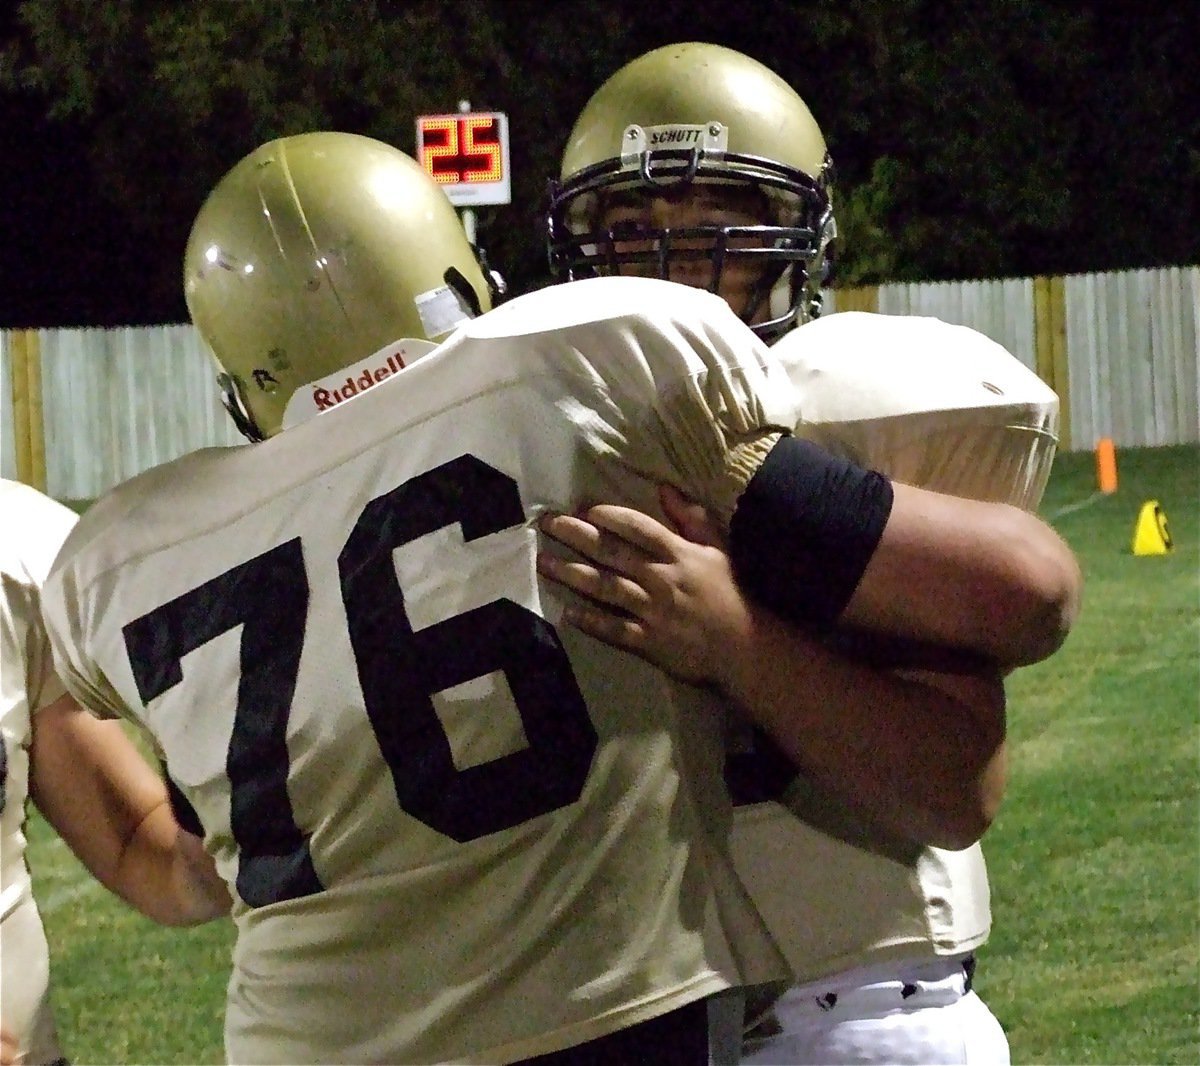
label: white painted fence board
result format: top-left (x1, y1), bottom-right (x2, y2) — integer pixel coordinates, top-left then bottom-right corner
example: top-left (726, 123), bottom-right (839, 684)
top-left (4, 267), bottom-right (1197, 500)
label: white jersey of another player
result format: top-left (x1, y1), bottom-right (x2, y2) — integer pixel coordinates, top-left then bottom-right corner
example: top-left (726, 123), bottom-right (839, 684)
top-left (782, 312), bottom-right (1057, 510)
top-left (1, 479), bottom-right (78, 1065)
top-left (43, 277), bottom-right (794, 1065)
top-left (732, 311), bottom-right (1057, 1061)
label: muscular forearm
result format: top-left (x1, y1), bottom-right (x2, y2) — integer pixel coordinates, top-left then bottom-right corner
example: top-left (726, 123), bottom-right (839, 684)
top-left (110, 803), bottom-right (231, 926)
top-left (729, 439), bottom-right (1082, 669)
top-left (717, 609), bottom-right (1008, 850)
top-left (30, 696), bottom-right (230, 927)
top-left (841, 483), bottom-right (1082, 668)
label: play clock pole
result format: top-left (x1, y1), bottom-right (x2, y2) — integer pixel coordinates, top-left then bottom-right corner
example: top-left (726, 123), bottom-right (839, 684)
top-left (457, 100), bottom-right (477, 246)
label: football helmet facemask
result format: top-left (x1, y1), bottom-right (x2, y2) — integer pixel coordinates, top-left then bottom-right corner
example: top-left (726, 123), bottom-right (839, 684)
top-left (185, 131), bottom-right (498, 441)
top-left (548, 43), bottom-right (836, 341)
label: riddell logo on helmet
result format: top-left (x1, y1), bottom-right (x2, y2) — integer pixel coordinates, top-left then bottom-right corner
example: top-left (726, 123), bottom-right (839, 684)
top-left (311, 352), bottom-right (407, 411)
top-left (279, 339), bottom-right (437, 430)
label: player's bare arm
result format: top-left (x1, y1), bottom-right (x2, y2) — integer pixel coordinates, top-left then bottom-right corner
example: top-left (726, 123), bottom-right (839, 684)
top-left (844, 481), bottom-right (1081, 669)
top-left (538, 488), bottom-right (1006, 850)
top-left (28, 692), bottom-right (231, 927)
top-left (723, 436), bottom-right (1080, 671)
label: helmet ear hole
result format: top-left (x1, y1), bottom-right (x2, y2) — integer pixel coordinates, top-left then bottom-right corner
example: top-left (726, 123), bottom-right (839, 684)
top-left (444, 266), bottom-right (483, 318)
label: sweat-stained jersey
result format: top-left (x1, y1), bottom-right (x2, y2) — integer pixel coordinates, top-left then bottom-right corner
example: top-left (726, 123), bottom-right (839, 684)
top-left (41, 276), bottom-right (795, 1066)
top-left (730, 312), bottom-right (1059, 984)
top-left (1, 479), bottom-right (78, 1066)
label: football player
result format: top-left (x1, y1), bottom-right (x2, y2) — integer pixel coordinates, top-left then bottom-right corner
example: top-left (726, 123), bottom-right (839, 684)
top-left (1, 479), bottom-right (228, 1066)
top-left (542, 42), bottom-right (1082, 1064)
top-left (42, 131), bottom-right (1073, 1065)
top-left (40, 131), bottom-right (802, 1066)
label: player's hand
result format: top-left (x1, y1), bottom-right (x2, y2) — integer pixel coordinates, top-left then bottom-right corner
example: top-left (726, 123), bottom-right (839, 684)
top-left (655, 483), bottom-right (728, 550)
top-left (536, 485), bottom-right (751, 686)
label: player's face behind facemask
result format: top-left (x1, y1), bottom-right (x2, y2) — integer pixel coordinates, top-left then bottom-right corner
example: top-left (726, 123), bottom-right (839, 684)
top-left (184, 131), bottom-right (497, 442)
top-left (547, 41), bottom-right (836, 341)
top-left (591, 181), bottom-right (797, 329)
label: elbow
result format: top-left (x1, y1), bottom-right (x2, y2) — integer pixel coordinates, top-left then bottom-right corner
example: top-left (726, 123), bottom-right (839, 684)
top-left (923, 687), bottom-right (1008, 851)
top-left (1018, 535), bottom-right (1083, 664)
top-left (110, 883), bottom-right (226, 928)
top-left (932, 767), bottom-right (1005, 849)
top-left (925, 768), bottom-right (1004, 850)
top-left (143, 885), bottom-right (231, 928)
top-left (990, 510), bottom-right (1084, 667)
top-left (143, 906), bottom-right (200, 929)
top-left (928, 822), bottom-right (987, 853)
top-left (903, 790), bottom-right (993, 850)
top-left (152, 891), bottom-right (226, 927)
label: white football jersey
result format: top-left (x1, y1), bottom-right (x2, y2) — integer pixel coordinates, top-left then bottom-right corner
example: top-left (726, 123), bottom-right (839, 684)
top-left (1, 478), bottom-right (77, 1065)
top-left (729, 312), bottom-right (1059, 983)
top-left (42, 277), bottom-right (796, 1065)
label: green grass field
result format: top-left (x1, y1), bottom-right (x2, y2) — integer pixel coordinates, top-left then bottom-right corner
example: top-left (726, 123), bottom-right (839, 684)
top-left (983, 443), bottom-right (1200, 1064)
top-left (25, 444), bottom-right (1200, 1064)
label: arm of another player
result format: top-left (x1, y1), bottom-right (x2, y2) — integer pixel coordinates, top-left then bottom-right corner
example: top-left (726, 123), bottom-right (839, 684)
top-left (28, 692), bottom-right (231, 927)
top-left (841, 481), bottom-right (1081, 668)
top-left (729, 436), bottom-right (1081, 670)
top-left (537, 490), bottom-right (1006, 850)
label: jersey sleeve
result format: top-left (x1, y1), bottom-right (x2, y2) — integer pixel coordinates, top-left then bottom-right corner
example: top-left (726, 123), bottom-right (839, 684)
top-left (39, 506), bottom-right (130, 723)
top-left (0, 481), bottom-right (78, 716)
top-left (24, 600), bottom-right (66, 715)
top-left (41, 560), bottom-right (128, 723)
top-left (455, 276), bottom-right (802, 521)
top-left (773, 312), bottom-right (1060, 510)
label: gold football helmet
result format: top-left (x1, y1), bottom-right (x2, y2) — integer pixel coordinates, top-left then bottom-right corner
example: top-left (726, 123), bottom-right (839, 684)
top-left (548, 43), bottom-right (835, 339)
top-left (184, 132), bottom-right (495, 440)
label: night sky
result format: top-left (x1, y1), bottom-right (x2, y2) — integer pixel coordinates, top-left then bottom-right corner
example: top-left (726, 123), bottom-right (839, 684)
top-left (6, 95), bottom-right (138, 328)
top-left (4, 1), bottom-right (1197, 331)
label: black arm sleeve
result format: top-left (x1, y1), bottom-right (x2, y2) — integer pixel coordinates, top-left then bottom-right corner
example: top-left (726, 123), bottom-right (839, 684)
top-left (728, 436), bottom-right (894, 629)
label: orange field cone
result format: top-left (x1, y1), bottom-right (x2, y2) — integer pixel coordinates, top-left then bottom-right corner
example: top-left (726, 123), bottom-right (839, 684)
top-left (1096, 437), bottom-right (1118, 494)
top-left (1131, 500), bottom-right (1173, 556)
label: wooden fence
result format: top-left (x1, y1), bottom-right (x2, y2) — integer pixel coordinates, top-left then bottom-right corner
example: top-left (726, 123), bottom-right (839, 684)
top-left (3, 265), bottom-right (1197, 499)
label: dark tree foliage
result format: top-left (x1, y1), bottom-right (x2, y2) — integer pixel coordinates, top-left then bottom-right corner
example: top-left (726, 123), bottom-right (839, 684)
top-left (1, 0), bottom-right (1196, 326)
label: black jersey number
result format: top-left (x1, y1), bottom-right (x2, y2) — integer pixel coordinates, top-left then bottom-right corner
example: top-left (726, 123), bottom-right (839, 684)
top-left (123, 455), bottom-right (596, 907)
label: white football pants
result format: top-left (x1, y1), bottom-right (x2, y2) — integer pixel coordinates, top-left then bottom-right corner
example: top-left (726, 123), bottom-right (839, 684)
top-left (741, 955), bottom-right (1010, 1065)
